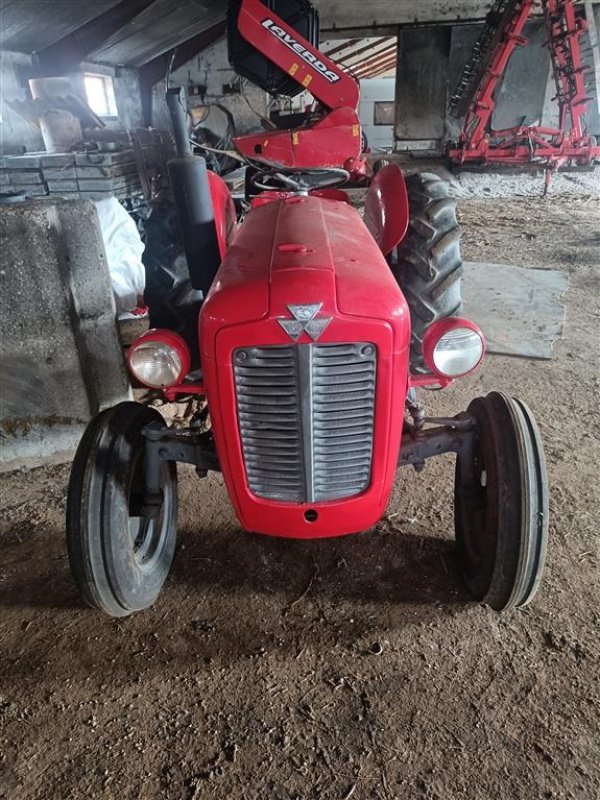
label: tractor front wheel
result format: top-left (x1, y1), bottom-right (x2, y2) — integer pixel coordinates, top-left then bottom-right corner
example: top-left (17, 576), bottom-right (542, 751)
top-left (390, 172), bottom-right (463, 373)
top-left (454, 392), bottom-right (549, 611)
top-left (66, 402), bottom-right (178, 617)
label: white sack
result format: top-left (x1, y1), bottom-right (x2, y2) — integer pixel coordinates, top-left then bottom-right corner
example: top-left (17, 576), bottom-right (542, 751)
top-left (94, 198), bottom-right (145, 317)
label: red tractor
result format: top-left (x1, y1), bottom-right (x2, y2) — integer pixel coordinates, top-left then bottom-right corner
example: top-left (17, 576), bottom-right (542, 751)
top-left (66, 0), bottom-right (548, 616)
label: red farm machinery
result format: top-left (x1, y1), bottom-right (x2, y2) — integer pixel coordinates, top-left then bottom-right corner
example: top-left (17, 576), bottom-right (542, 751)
top-left (66, 0), bottom-right (549, 617)
top-left (448, 0), bottom-right (600, 180)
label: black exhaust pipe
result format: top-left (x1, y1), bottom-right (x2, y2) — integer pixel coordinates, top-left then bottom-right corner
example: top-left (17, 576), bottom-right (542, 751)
top-left (166, 87), bottom-right (221, 296)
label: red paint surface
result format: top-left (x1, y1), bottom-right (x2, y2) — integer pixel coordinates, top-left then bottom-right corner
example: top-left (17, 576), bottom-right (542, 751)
top-left (207, 170), bottom-right (237, 257)
top-left (251, 188), bottom-right (351, 209)
top-left (363, 165), bottom-right (410, 256)
top-left (234, 108), bottom-right (362, 170)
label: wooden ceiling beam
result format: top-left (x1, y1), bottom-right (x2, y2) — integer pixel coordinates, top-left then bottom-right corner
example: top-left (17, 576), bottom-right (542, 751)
top-left (363, 57), bottom-right (397, 78)
top-left (336, 37), bottom-right (392, 67)
top-left (349, 43), bottom-right (397, 76)
top-left (322, 38), bottom-right (361, 58)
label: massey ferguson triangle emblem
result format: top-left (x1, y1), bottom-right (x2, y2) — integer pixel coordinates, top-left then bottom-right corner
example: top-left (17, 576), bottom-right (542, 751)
top-left (278, 304), bottom-right (332, 342)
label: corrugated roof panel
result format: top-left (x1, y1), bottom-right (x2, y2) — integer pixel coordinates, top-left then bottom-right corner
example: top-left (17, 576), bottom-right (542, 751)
top-left (0, 0), bottom-right (121, 53)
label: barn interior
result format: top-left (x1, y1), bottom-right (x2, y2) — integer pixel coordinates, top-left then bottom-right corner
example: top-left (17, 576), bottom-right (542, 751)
top-left (0, 1), bottom-right (599, 798)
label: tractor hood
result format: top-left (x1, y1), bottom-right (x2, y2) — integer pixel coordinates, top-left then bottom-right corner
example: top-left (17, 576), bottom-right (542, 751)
top-left (200, 194), bottom-right (409, 359)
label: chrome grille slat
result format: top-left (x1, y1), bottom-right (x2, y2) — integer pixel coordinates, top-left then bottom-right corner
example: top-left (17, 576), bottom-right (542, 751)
top-left (314, 424), bottom-right (373, 434)
top-left (314, 442), bottom-right (372, 452)
top-left (317, 393), bottom-right (370, 402)
top-left (234, 343), bottom-right (376, 503)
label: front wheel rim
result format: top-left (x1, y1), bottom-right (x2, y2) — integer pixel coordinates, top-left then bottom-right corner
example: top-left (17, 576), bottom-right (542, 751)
top-left (127, 455), bottom-right (173, 574)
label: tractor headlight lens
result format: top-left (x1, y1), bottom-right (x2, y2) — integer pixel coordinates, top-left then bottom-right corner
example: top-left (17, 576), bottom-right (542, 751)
top-left (128, 330), bottom-right (190, 389)
top-left (424, 319), bottom-right (485, 378)
top-left (130, 342), bottom-right (182, 387)
top-left (433, 328), bottom-right (484, 376)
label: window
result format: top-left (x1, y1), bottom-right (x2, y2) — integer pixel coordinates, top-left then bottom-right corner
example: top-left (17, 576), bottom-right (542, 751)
top-left (374, 101), bottom-right (395, 126)
top-left (84, 74), bottom-right (118, 118)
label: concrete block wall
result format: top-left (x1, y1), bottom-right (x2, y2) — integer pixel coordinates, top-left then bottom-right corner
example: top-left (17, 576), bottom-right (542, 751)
top-left (0, 198), bottom-right (131, 470)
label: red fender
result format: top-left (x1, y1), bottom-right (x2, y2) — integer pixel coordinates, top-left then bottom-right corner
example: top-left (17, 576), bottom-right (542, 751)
top-left (207, 170), bottom-right (237, 256)
top-left (363, 164), bottom-right (410, 257)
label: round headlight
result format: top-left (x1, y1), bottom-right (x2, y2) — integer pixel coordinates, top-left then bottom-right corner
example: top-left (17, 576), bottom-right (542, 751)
top-left (423, 319), bottom-right (485, 378)
top-left (128, 330), bottom-right (190, 389)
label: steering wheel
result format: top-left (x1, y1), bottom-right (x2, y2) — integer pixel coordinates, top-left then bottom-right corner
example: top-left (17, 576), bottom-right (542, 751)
top-left (249, 166), bottom-right (350, 193)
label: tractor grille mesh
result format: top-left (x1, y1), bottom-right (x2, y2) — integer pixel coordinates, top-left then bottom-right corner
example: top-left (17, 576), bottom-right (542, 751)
top-left (233, 344), bottom-right (376, 503)
top-left (234, 347), bottom-right (305, 502)
top-left (311, 345), bottom-right (377, 501)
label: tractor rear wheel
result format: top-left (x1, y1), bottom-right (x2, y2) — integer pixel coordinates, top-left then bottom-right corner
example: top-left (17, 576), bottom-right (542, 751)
top-left (66, 402), bottom-right (178, 617)
top-left (390, 172), bottom-right (463, 373)
top-left (454, 392), bottom-right (549, 611)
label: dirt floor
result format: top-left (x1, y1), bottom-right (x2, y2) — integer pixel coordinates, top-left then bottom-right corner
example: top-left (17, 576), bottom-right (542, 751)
top-left (1, 193), bottom-right (599, 800)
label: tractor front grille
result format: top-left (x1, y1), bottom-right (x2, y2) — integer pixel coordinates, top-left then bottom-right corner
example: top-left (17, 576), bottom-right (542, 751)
top-left (233, 343), bottom-right (377, 503)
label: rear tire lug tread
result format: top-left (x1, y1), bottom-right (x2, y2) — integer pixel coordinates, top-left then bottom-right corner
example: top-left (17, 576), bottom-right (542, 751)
top-left (390, 172), bottom-right (464, 372)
